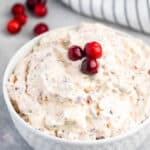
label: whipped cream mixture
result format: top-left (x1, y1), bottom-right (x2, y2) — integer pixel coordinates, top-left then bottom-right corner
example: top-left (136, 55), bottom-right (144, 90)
top-left (7, 23), bottom-right (150, 141)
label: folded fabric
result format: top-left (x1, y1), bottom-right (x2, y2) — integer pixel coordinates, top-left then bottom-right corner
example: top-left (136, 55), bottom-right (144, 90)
top-left (61, 0), bottom-right (150, 34)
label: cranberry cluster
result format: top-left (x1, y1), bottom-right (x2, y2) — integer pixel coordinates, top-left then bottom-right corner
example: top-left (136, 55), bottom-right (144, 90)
top-left (68, 41), bottom-right (103, 75)
top-left (7, 0), bottom-right (49, 36)
top-left (26, 0), bottom-right (47, 17)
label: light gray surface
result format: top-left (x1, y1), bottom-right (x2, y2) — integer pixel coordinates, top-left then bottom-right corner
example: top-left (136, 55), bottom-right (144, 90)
top-left (0, 0), bottom-right (150, 149)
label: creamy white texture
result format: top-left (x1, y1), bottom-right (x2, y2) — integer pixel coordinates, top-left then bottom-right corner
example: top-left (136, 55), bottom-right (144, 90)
top-left (7, 23), bottom-right (150, 141)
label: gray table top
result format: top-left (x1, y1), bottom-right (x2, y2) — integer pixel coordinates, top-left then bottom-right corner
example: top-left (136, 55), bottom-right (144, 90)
top-left (0, 0), bottom-right (150, 149)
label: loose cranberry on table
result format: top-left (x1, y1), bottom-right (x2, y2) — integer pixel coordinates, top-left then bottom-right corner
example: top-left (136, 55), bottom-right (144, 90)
top-left (34, 23), bottom-right (49, 36)
top-left (11, 3), bottom-right (25, 15)
top-left (7, 19), bottom-right (21, 34)
top-left (34, 4), bottom-right (47, 17)
top-left (15, 14), bottom-right (28, 25)
top-left (26, 0), bottom-right (47, 11)
top-left (68, 46), bottom-right (84, 61)
top-left (81, 58), bottom-right (99, 75)
top-left (84, 41), bottom-right (103, 59)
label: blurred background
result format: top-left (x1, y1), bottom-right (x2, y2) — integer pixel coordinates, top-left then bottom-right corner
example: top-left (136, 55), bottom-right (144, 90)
top-left (0, 0), bottom-right (150, 149)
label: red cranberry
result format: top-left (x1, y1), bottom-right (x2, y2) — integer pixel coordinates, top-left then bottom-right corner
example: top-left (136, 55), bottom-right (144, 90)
top-left (34, 4), bottom-right (47, 17)
top-left (7, 19), bottom-right (21, 34)
top-left (15, 14), bottom-right (28, 25)
top-left (84, 41), bottom-right (103, 59)
top-left (81, 58), bottom-right (99, 75)
top-left (68, 46), bottom-right (84, 61)
top-left (11, 3), bottom-right (25, 15)
top-left (26, 0), bottom-right (36, 10)
top-left (34, 23), bottom-right (49, 36)
top-left (37, 0), bottom-right (47, 4)
top-left (26, 0), bottom-right (47, 11)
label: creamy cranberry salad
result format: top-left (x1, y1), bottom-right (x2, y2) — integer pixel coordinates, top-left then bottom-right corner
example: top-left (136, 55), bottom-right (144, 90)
top-left (7, 23), bottom-right (150, 141)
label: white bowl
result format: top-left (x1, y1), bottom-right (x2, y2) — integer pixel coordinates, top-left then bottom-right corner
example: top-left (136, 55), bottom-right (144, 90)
top-left (3, 28), bottom-right (150, 150)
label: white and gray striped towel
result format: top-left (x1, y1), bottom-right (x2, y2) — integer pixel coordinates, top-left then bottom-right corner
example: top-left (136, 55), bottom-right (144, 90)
top-left (61, 0), bottom-right (150, 34)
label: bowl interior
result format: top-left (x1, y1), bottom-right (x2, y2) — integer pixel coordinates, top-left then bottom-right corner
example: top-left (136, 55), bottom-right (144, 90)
top-left (3, 29), bottom-right (150, 145)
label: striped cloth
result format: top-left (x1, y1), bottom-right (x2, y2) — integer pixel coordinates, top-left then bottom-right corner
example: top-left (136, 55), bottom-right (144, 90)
top-left (61, 0), bottom-right (150, 34)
